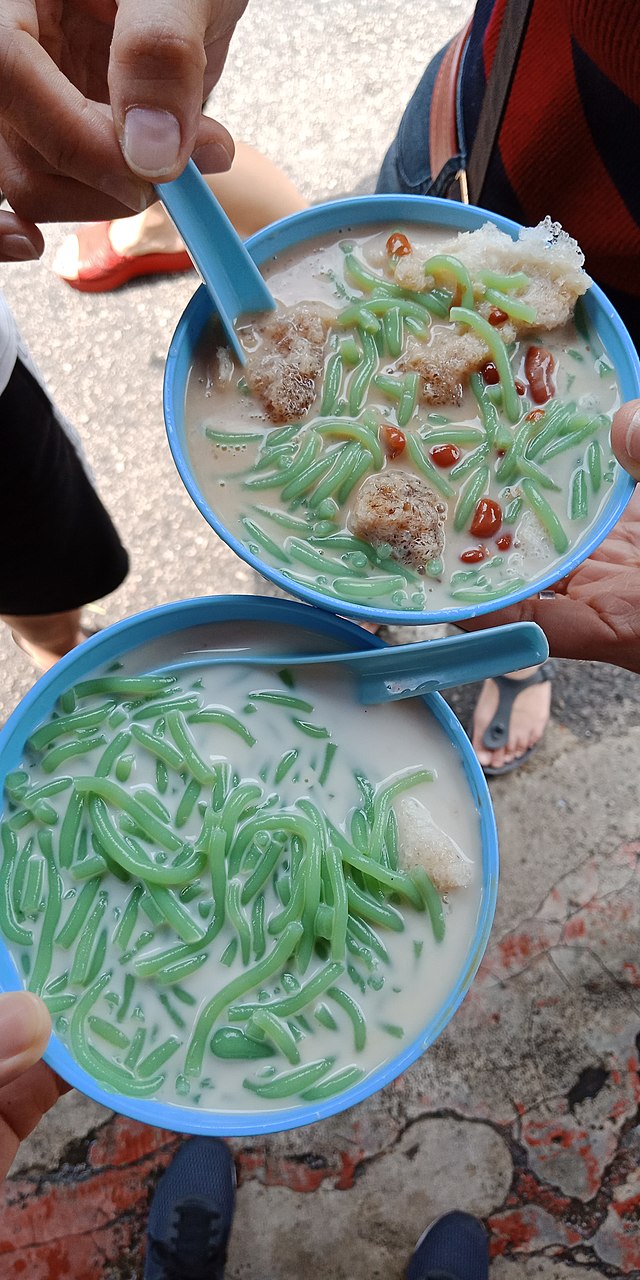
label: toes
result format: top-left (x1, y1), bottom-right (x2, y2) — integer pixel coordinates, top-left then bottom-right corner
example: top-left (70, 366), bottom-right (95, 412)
top-left (513, 730), bottom-right (532, 760)
top-left (471, 679), bottom-right (499, 741)
top-left (52, 234), bottom-right (81, 281)
top-left (477, 746), bottom-right (508, 770)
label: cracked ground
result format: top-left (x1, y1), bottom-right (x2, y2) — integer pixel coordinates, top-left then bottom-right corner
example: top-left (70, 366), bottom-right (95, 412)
top-left (1, 1), bottom-right (639, 1275)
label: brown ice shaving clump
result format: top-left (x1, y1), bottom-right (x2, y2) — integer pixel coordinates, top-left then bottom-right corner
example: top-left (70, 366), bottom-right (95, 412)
top-left (245, 305), bottom-right (330, 423)
top-left (349, 471), bottom-right (446, 571)
top-left (391, 253), bottom-right (427, 292)
top-left (401, 330), bottom-right (486, 406)
top-left (396, 797), bottom-right (473, 892)
top-left (393, 217), bottom-right (592, 405)
top-left (470, 216), bottom-right (590, 295)
top-left (395, 216), bottom-right (590, 313)
top-left (513, 508), bottom-right (553, 560)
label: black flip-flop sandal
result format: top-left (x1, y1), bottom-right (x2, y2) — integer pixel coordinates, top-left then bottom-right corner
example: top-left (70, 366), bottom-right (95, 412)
top-left (477, 659), bottom-right (555, 777)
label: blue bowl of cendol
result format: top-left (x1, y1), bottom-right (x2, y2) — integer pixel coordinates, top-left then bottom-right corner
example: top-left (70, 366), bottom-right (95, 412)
top-left (0, 596), bottom-right (497, 1135)
top-left (164, 194), bottom-right (639, 626)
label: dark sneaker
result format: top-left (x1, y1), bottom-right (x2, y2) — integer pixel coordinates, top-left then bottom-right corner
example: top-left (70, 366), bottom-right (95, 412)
top-left (144, 1137), bottom-right (236, 1280)
top-left (405, 1211), bottom-right (489, 1280)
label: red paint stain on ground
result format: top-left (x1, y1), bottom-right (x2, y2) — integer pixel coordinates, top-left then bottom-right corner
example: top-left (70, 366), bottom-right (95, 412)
top-left (497, 933), bottom-right (534, 969)
top-left (521, 1118), bottom-right (604, 1198)
top-left (613, 1189), bottom-right (640, 1216)
top-left (619, 1236), bottom-right (640, 1273)
top-left (622, 961), bottom-right (640, 987)
top-left (524, 1119), bottom-right (574, 1150)
top-left (606, 1210), bottom-right (640, 1274)
top-left (511, 1170), bottom-right (575, 1224)
top-left (88, 1113), bottom-right (178, 1168)
top-left (488, 1209), bottom-right (538, 1255)
top-left (626, 1056), bottom-right (640, 1105)
top-left (0, 1222), bottom-right (144, 1280)
top-left (0, 1115), bottom-right (178, 1279)
top-left (491, 922), bottom-right (560, 977)
top-left (264, 1160), bottom-right (329, 1193)
top-left (609, 1098), bottom-right (629, 1120)
top-left (236, 1151), bottom-right (341, 1193)
top-left (618, 841), bottom-right (640, 865)
top-left (2, 1156), bottom-right (160, 1249)
top-left (335, 1150), bottom-right (365, 1191)
top-left (234, 1149), bottom-right (269, 1182)
top-left (489, 1204), bottom-right (582, 1257)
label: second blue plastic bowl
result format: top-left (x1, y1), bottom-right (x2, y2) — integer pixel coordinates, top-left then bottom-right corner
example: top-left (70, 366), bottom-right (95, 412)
top-left (0, 596), bottom-right (497, 1136)
top-left (164, 194), bottom-right (640, 627)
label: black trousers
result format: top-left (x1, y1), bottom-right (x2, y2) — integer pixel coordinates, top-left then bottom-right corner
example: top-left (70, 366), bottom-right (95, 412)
top-left (0, 357), bottom-right (128, 615)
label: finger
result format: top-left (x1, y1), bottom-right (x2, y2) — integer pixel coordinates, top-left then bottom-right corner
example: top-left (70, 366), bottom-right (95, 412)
top-left (0, 210), bottom-right (43, 260)
top-left (192, 127), bottom-right (236, 176)
top-left (109, 0), bottom-right (240, 179)
top-left (611, 400), bottom-right (640, 484)
top-left (0, 1060), bottom-right (69, 1179)
top-left (459, 594), bottom-right (611, 663)
top-left (0, 991), bottom-right (51, 1088)
top-left (0, 137), bottom-right (153, 222)
top-left (0, 21), bottom-right (148, 212)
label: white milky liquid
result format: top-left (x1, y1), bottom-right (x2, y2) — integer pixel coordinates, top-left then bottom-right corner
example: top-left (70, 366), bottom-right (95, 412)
top-left (184, 224), bottom-right (620, 615)
top-left (1, 620), bottom-right (485, 1114)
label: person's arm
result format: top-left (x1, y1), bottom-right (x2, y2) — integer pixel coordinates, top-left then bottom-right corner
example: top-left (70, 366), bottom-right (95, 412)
top-left (0, 992), bottom-right (67, 1179)
top-left (0, 0), bottom-right (247, 227)
top-left (461, 402), bottom-right (640, 673)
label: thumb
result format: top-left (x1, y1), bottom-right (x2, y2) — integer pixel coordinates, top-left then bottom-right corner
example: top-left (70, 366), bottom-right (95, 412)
top-left (109, 0), bottom-right (240, 180)
top-left (0, 212), bottom-right (44, 264)
top-left (611, 400), bottom-right (640, 484)
top-left (0, 992), bottom-right (51, 1087)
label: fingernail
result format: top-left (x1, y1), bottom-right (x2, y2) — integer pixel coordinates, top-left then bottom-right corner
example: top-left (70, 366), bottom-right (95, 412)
top-left (122, 108), bottom-right (182, 178)
top-left (625, 406), bottom-right (640, 461)
top-left (2, 235), bottom-right (39, 261)
top-left (192, 142), bottom-right (234, 174)
top-left (0, 992), bottom-right (49, 1058)
top-left (102, 177), bottom-right (152, 214)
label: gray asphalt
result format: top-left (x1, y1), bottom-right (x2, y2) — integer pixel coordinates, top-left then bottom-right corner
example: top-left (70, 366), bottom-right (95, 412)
top-left (2, 0), bottom-right (637, 736)
top-left (1, 4), bottom-right (639, 1275)
top-left (0, 0), bottom-right (475, 719)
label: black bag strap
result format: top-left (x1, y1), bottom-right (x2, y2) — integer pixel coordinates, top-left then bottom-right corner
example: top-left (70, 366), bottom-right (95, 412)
top-left (464, 0), bottom-right (536, 205)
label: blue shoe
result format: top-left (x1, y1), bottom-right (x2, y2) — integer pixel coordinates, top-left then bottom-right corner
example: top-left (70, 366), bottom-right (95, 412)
top-left (405, 1211), bottom-right (489, 1280)
top-left (144, 1137), bottom-right (236, 1280)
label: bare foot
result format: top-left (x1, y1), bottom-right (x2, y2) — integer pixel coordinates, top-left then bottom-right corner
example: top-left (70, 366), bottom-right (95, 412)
top-left (4, 609), bottom-right (90, 674)
top-left (11, 628), bottom-right (90, 673)
top-left (472, 664), bottom-right (552, 772)
top-left (52, 207), bottom-right (183, 281)
top-left (53, 142), bottom-right (309, 283)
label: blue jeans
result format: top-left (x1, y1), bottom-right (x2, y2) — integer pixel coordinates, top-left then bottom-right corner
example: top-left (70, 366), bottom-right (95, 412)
top-left (376, 40), bottom-right (468, 198)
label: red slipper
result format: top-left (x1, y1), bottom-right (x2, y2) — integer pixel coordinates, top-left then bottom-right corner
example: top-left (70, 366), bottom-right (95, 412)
top-left (56, 222), bottom-right (194, 293)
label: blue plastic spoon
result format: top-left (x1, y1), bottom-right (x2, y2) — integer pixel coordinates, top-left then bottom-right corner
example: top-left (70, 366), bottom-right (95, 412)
top-left (156, 160), bottom-right (275, 363)
top-left (152, 621), bottom-right (548, 705)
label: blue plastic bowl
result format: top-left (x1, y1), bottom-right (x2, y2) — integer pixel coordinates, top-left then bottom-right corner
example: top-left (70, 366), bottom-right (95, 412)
top-left (0, 596), bottom-right (497, 1136)
top-left (164, 194), bottom-right (640, 626)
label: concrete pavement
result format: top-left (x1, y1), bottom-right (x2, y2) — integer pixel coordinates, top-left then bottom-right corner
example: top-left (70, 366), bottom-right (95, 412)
top-left (1, 2), bottom-right (639, 1274)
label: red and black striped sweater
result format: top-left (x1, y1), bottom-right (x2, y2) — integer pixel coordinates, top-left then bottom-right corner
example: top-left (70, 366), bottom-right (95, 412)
top-left (462, 0), bottom-right (640, 343)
